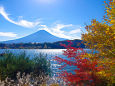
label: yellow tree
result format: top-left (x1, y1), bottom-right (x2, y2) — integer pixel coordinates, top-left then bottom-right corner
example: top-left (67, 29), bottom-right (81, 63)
top-left (82, 0), bottom-right (115, 85)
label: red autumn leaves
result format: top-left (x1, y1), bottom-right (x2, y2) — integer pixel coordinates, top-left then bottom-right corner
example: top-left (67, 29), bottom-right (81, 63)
top-left (54, 41), bottom-right (103, 85)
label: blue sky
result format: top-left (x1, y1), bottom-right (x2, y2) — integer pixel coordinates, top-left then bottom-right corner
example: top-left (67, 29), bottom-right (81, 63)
top-left (0, 0), bottom-right (107, 41)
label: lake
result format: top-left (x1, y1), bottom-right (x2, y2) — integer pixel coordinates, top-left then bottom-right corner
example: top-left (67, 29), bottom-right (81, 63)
top-left (0, 49), bottom-right (98, 76)
top-left (0, 49), bottom-right (96, 56)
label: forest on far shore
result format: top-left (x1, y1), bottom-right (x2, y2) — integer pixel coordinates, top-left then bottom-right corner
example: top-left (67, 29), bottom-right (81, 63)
top-left (0, 39), bottom-right (85, 49)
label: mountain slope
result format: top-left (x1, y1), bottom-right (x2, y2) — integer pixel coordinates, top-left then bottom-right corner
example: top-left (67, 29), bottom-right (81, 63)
top-left (2, 30), bottom-right (66, 44)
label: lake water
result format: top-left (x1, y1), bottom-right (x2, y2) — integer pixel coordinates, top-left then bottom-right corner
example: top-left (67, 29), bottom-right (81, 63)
top-left (0, 49), bottom-right (96, 56)
top-left (0, 49), bottom-right (98, 76)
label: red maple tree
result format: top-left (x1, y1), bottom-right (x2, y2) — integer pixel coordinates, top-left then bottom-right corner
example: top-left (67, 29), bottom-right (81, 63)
top-left (54, 41), bottom-right (104, 86)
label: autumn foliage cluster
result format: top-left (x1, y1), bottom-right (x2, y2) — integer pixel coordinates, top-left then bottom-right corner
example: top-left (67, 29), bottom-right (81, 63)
top-left (82, 0), bottom-right (115, 85)
top-left (55, 0), bottom-right (115, 86)
top-left (55, 42), bottom-right (107, 86)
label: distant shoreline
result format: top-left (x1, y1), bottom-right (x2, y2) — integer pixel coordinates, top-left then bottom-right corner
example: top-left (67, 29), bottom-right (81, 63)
top-left (0, 39), bottom-right (86, 49)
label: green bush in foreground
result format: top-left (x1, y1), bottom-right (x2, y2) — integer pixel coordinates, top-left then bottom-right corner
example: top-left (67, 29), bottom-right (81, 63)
top-left (33, 53), bottom-right (51, 77)
top-left (0, 52), bottom-right (51, 81)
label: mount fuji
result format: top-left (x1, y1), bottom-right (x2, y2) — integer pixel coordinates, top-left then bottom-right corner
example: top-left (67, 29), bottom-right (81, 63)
top-left (1, 30), bottom-right (67, 44)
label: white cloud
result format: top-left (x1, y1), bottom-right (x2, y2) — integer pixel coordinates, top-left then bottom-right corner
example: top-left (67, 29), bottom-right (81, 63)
top-left (0, 32), bottom-right (17, 37)
top-left (69, 29), bottom-right (81, 34)
top-left (39, 24), bottom-right (82, 40)
top-left (0, 6), bottom-right (82, 39)
top-left (0, 6), bottom-right (40, 28)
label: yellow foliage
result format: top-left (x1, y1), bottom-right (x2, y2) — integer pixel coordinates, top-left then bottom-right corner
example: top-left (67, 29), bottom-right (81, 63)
top-left (82, 0), bottom-right (115, 85)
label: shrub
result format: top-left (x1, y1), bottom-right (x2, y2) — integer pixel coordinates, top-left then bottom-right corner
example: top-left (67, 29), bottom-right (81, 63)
top-left (0, 52), bottom-right (51, 82)
top-left (32, 53), bottom-right (51, 77)
top-left (0, 72), bottom-right (49, 86)
top-left (0, 52), bottom-right (33, 80)
top-left (54, 41), bottom-right (108, 86)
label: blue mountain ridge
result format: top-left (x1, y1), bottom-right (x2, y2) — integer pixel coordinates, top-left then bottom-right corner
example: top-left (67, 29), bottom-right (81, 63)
top-left (1, 30), bottom-right (67, 44)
